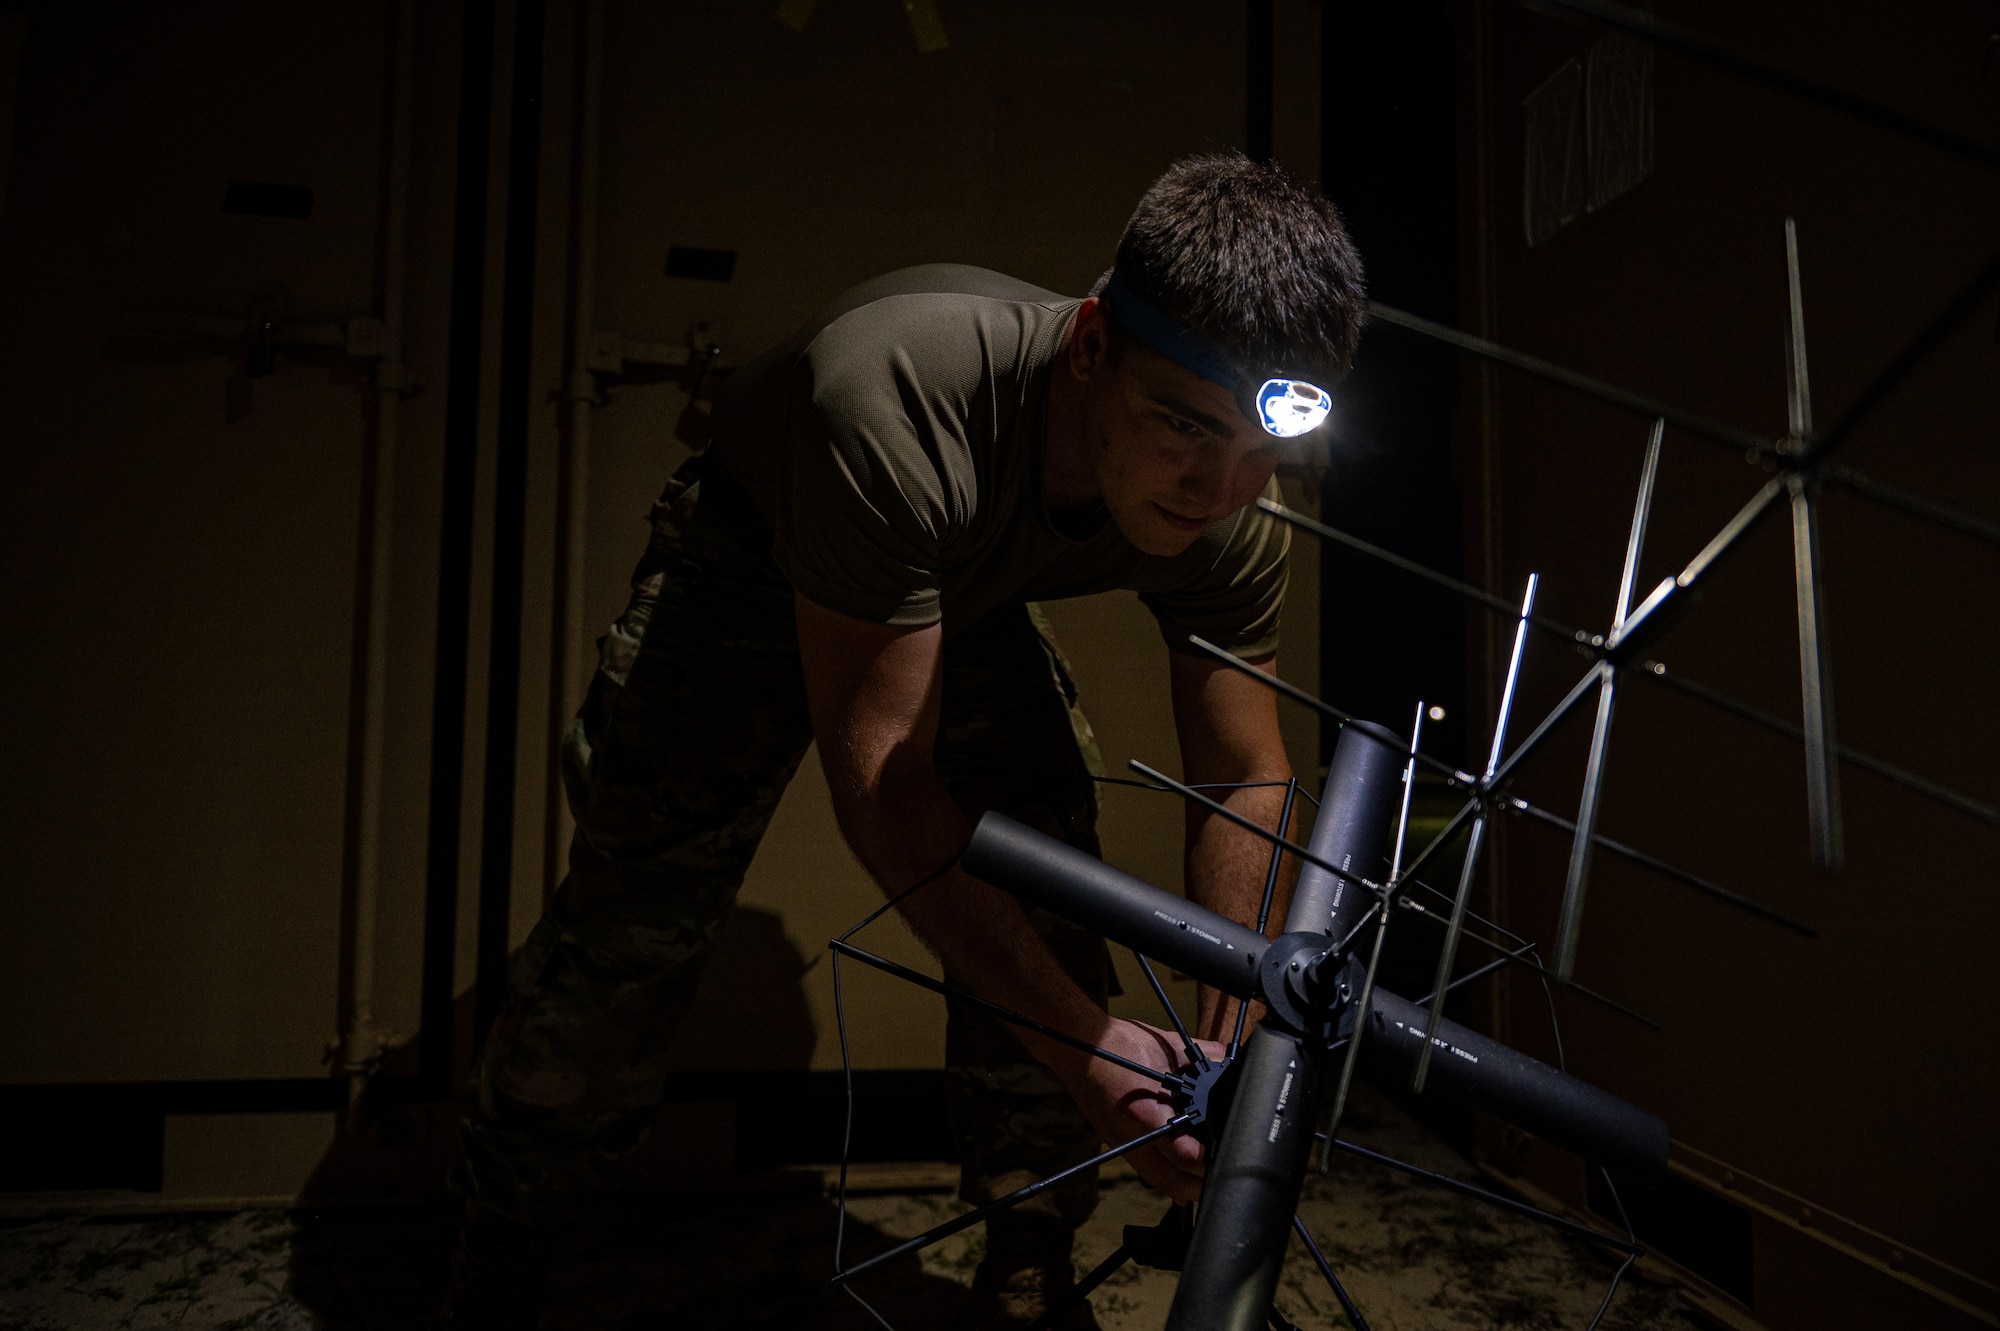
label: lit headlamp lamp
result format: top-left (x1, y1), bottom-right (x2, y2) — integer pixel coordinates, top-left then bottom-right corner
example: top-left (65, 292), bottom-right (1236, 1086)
top-left (1098, 271), bottom-right (1332, 440)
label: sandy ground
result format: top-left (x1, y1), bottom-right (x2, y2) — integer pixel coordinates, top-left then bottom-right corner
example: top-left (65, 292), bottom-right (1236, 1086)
top-left (0, 1085), bottom-right (1696, 1330)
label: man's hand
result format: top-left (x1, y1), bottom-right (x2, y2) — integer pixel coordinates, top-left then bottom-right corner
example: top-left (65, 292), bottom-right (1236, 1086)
top-left (1047, 1017), bottom-right (1225, 1205)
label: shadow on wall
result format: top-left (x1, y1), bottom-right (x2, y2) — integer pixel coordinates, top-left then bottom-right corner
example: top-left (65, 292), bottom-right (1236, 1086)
top-left (661, 903), bottom-right (820, 1072)
top-left (283, 905), bottom-right (824, 1322)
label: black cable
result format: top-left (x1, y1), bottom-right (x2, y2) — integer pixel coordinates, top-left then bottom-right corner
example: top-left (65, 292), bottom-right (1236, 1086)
top-left (831, 852), bottom-right (966, 1306)
top-left (1584, 1254), bottom-right (1638, 1331)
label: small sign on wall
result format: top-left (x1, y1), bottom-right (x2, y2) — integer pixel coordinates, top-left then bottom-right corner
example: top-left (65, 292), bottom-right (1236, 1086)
top-left (1523, 30), bottom-right (1654, 246)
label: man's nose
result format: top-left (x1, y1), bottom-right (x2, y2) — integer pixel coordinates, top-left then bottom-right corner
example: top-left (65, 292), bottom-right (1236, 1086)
top-left (1178, 458), bottom-right (1229, 510)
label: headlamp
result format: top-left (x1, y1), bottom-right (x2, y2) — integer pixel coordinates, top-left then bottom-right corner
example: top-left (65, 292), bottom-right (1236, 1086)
top-left (1098, 272), bottom-right (1332, 440)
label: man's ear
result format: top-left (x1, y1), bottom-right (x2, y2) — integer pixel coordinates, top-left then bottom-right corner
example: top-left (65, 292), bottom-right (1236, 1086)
top-left (1065, 296), bottom-right (1113, 382)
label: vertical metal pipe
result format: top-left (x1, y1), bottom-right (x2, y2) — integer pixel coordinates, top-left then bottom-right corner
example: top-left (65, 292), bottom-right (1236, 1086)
top-left (1784, 219), bottom-right (1843, 872)
top-left (1318, 700), bottom-right (1426, 1168)
top-left (421, 0), bottom-right (498, 1098)
top-left (544, 0), bottom-right (603, 903)
top-left (475, 0), bottom-right (548, 1050)
top-left (343, 0), bottom-right (420, 1104)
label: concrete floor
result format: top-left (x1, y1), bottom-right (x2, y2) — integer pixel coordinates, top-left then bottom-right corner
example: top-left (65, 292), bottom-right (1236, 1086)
top-left (0, 1086), bottom-right (1700, 1330)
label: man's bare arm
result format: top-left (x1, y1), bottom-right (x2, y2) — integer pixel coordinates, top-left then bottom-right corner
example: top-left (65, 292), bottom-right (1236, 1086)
top-left (794, 594), bottom-right (1215, 1201)
top-left (1169, 648), bottom-right (1296, 1042)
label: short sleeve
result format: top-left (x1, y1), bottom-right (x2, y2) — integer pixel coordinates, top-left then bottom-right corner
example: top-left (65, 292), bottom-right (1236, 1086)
top-left (770, 332), bottom-right (971, 627)
top-left (1139, 479), bottom-right (1290, 659)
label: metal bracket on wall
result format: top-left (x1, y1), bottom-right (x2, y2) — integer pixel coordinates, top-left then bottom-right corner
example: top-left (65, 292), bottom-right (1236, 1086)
top-left (111, 306), bottom-right (419, 403)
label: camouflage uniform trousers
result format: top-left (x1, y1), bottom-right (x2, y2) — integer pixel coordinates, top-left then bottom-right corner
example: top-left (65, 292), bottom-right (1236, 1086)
top-left (456, 456), bottom-right (1118, 1233)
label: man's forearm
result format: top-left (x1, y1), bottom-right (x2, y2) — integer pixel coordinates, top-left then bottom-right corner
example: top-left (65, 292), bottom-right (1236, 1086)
top-left (831, 760), bottom-right (1111, 1079)
top-left (1185, 782), bottom-right (1293, 1040)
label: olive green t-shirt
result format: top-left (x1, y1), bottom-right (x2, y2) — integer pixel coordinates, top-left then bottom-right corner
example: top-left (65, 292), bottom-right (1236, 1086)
top-left (707, 264), bottom-right (1289, 658)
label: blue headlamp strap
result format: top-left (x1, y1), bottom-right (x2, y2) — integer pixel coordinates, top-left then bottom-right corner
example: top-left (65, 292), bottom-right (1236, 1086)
top-left (1097, 271), bottom-right (1331, 440)
top-left (1099, 271), bottom-right (1243, 393)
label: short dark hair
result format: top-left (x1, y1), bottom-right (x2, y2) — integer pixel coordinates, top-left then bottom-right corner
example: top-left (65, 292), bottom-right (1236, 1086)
top-left (1097, 152), bottom-right (1366, 385)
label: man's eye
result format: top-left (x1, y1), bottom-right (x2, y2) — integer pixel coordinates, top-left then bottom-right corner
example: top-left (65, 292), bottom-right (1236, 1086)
top-left (1162, 414), bottom-right (1203, 437)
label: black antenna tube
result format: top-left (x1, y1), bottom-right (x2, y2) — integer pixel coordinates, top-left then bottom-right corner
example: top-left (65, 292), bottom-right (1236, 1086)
top-left (1291, 720), bottom-right (1407, 943)
top-left (1170, 722), bottom-right (1405, 1331)
top-left (963, 813), bottom-right (1268, 994)
top-left (1166, 1024), bottom-right (1320, 1331)
top-left (1357, 988), bottom-right (1668, 1180)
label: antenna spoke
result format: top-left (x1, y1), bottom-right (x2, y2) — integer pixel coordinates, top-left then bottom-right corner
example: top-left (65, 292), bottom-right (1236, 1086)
top-left (1129, 760), bottom-right (1383, 901)
top-left (1234, 778), bottom-right (1301, 1055)
top-left (1319, 1137), bottom-right (1643, 1254)
top-left (827, 940), bottom-right (1179, 1089)
top-left (1363, 302), bottom-right (1768, 456)
top-left (1507, 797), bottom-right (1816, 937)
top-left (1291, 1215), bottom-right (1373, 1331)
top-left (1132, 950), bottom-right (1206, 1070)
top-left (1821, 463), bottom-right (2000, 547)
top-left (832, 1112), bottom-right (1196, 1285)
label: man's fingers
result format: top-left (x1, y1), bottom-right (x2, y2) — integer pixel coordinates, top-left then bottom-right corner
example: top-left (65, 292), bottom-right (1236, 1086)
top-left (1160, 1129), bottom-right (1205, 1171)
top-left (1134, 1149), bottom-right (1202, 1204)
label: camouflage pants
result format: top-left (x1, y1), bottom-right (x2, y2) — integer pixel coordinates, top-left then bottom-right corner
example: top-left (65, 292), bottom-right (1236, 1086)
top-left (456, 457), bottom-right (1115, 1231)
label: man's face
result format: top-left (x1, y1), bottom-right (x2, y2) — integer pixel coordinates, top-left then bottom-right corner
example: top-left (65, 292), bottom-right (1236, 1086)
top-left (1069, 302), bottom-right (1285, 557)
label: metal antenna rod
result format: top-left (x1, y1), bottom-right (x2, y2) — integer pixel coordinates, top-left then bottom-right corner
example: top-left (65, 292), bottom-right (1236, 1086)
top-left (1415, 576), bottom-right (1538, 1092)
top-left (1244, 507), bottom-right (1995, 821)
top-left (1319, 700), bottom-right (1426, 1170)
top-left (1785, 218), bottom-right (1844, 872)
top-left (1233, 778), bottom-right (1301, 1057)
top-left (1555, 420), bottom-right (1665, 977)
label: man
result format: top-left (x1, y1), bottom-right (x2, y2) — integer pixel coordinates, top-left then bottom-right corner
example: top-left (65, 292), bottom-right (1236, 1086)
top-left (444, 152), bottom-right (1365, 1328)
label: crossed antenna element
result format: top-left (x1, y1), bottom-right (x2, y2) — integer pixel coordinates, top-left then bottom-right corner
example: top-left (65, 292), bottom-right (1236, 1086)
top-left (1295, 201), bottom-right (1998, 980)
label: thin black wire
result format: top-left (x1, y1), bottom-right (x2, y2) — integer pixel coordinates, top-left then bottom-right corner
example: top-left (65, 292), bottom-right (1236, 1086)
top-left (1291, 1214), bottom-right (1373, 1331)
top-left (1132, 759), bottom-right (1388, 904)
top-left (1134, 949), bottom-right (1208, 1070)
top-left (832, 852), bottom-right (964, 1303)
top-left (1323, 1137), bottom-right (1642, 1254)
top-left (1388, 830), bottom-right (1662, 1030)
top-left (834, 1113), bottom-right (1197, 1285)
top-left (1234, 778), bottom-right (1301, 1055)
top-left (831, 940), bottom-right (1179, 1086)
top-left (1518, 886), bottom-right (1642, 1331)
top-left (1583, 1166), bottom-right (1641, 1331)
